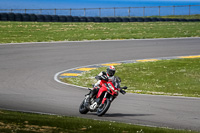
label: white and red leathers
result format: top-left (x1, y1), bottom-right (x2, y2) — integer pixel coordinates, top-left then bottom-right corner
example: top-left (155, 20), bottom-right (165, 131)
top-left (86, 66), bottom-right (126, 108)
top-left (94, 71), bottom-right (114, 88)
top-left (90, 66), bottom-right (116, 98)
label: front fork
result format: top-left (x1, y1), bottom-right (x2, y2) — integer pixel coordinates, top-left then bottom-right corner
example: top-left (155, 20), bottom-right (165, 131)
top-left (102, 91), bottom-right (115, 104)
top-left (102, 92), bottom-right (115, 104)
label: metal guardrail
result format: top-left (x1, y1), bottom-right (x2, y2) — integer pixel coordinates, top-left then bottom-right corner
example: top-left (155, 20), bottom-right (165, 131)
top-left (0, 5), bottom-right (200, 17)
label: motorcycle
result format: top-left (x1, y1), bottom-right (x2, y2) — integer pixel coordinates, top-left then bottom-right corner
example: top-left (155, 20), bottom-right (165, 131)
top-left (79, 76), bottom-right (127, 116)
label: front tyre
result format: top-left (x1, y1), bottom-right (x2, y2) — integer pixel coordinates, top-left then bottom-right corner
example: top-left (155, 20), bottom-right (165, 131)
top-left (97, 99), bottom-right (111, 116)
top-left (79, 98), bottom-right (89, 114)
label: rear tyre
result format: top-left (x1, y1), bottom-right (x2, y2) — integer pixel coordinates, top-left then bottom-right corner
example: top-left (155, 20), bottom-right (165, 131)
top-left (97, 99), bottom-right (111, 116)
top-left (79, 98), bottom-right (89, 114)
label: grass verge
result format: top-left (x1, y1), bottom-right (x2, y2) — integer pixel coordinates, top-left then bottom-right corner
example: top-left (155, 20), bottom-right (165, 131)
top-left (0, 20), bottom-right (200, 43)
top-left (150, 14), bottom-right (200, 19)
top-left (0, 109), bottom-right (197, 133)
top-left (62, 58), bottom-right (200, 97)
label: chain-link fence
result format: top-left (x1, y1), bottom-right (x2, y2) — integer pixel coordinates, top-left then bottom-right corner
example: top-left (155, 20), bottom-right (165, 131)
top-left (0, 5), bottom-right (200, 17)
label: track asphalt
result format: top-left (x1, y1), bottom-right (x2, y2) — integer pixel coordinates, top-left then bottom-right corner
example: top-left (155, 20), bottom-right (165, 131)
top-left (0, 38), bottom-right (200, 131)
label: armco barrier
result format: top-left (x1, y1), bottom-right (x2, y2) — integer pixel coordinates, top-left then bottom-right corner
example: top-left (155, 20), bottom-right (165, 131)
top-left (0, 13), bottom-right (200, 22)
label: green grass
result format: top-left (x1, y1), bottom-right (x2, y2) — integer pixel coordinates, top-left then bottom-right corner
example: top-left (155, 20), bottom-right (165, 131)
top-left (0, 20), bottom-right (200, 43)
top-left (0, 109), bottom-right (197, 133)
top-left (150, 14), bottom-right (200, 19)
top-left (62, 58), bottom-right (200, 97)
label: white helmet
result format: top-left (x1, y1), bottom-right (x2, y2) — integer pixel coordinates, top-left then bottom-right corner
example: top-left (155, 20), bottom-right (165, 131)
top-left (107, 66), bottom-right (116, 76)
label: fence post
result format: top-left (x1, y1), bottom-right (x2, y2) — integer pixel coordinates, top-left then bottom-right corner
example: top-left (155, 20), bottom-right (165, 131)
top-left (40, 9), bottom-right (42, 14)
top-left (54, 9), bottom-right (56, 15)
top-left (114, 7), bottom-right (115, 17)
top-left (128, 7), bottom-right (130, 17)
top-left (70, 8), bottom-right (71, 16)
top-left (99, 8), bottom-right (101, 17)
top-left (25, 9), bottom-right (27, 14)
top-left (189, 5), bottom-right (191, 15)
top-left (143, 7), bottom-right (145, 16)
top-left (159, 6), bottom-right (160, 16)
top-left (84, 8), bottom-right (86, 16)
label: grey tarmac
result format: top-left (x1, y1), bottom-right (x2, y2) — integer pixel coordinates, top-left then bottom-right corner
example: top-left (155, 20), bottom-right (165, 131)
top-left (0, 38), bottom-right (200, 131)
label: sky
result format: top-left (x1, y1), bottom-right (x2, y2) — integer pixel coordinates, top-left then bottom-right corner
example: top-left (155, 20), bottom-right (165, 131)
top-left (0, 0), bottom-right (200, 9)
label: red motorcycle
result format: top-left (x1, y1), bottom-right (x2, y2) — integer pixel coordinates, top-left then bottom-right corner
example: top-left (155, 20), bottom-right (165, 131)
top-left (79, 77), bottom-right (127, 116)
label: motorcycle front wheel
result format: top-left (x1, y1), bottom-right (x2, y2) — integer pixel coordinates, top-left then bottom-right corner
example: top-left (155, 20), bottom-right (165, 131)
top-left (79, 98), bottom-right (89, 114)
top-left (97, 98), bottom-right (111, 116)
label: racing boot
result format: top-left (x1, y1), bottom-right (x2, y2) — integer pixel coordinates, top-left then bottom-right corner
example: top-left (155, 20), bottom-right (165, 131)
top-left (85, 88), bottom-right (98, 108)
top-left (85, 89), bottom-right (92, 107)
top-left (89, 97), bottom-right (101, 111)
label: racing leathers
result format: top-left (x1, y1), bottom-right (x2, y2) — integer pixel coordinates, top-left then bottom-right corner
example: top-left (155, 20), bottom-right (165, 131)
top-left (90, 71), bottom-right (114, 99)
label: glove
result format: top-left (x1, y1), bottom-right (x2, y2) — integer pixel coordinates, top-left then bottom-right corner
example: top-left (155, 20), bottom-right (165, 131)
top-left (120, 89), bottom-right (126, 95)
top-left (100, 75), bottom-right (108, 81)
top-left (95, 75), bottom-right (108, 81)
top-left (121, 86), bottom-right (128, 89)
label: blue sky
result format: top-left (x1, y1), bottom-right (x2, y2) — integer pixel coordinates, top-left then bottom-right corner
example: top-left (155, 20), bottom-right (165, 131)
top-left (0, 0), bottom-right (200, 9)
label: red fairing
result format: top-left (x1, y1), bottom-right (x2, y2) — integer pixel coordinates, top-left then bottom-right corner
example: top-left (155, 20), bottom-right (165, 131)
top-left (96, 83), bottom-right (108, 98)
top-left (96, 81), bottom-right (119, 99)
top-left (102, 98), bottom-right (107, 104)
top-left (100, 79), bottom-right (107, 84)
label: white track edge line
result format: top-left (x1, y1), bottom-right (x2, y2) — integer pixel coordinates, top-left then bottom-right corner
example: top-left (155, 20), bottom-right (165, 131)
top-left (54, 55), bottom-right (200, 99)
top-left (1, 37), bottom-right (200, 45)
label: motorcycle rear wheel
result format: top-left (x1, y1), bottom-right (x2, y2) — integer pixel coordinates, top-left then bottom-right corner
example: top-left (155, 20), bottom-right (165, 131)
top-left (79, 98), bottom-right (89, 114)
top-left (97, 99), bottom-right (111, 116)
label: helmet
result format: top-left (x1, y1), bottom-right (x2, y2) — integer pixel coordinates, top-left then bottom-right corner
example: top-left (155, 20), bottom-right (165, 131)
top-left (107, 66), bottom-right (116, 77)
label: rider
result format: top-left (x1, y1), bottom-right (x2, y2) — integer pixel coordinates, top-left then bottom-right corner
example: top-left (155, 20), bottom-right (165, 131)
top-left (88, 66), bottom-right (125, 101)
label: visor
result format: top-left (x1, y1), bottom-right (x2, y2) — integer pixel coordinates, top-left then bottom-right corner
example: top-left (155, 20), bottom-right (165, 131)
top-left (108, 70), bottom-right (115, 76)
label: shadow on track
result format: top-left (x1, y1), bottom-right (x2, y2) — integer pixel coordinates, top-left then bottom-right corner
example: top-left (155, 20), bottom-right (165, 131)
top-left (104, 113), bottom-right (154, 117)
top-left (87, 113), bottom-right (154, 117)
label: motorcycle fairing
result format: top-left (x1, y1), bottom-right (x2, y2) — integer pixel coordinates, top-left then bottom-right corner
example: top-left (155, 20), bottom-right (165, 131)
top-left (96, 83), bottom-right (108, 98)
